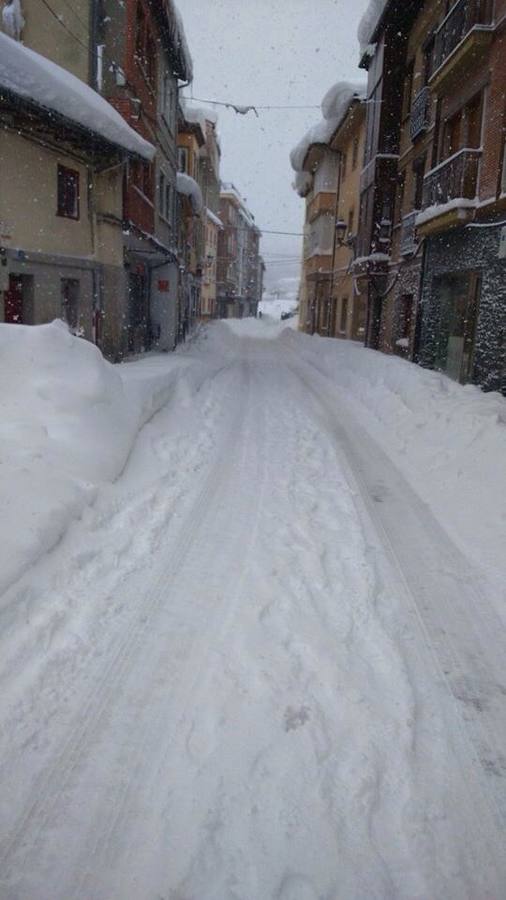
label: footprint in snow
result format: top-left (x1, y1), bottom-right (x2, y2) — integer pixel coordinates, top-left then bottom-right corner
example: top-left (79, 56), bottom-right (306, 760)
top-left (284, 705), bottom-right (311, 732)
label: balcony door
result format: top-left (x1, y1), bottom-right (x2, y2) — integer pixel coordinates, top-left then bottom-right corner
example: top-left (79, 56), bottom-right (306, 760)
top-left (433, 271), bottom-right (480, 383)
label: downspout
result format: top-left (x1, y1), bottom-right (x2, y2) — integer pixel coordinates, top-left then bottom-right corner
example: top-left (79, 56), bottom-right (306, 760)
top-left (89, 0), bottom-right (99, 89)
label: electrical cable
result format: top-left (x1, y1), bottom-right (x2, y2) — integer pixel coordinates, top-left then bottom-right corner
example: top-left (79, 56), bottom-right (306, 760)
top-left (39, 0), bottom-right (89, 51)
top-left (184, 96), bottom-right (320, 111)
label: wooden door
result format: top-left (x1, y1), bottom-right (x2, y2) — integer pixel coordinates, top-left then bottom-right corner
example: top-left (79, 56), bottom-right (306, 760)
top-left (4, 275), bottom-right (23, 324)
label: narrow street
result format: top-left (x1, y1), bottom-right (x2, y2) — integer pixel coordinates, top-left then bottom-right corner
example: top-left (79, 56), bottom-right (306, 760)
top-left (1, 324), bottom-right (506, 899)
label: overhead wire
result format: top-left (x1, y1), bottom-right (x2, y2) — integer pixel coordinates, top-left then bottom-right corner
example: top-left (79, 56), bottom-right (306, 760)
top-left (39, 0), bottom-right (89, 51)
top-left (184, 96), bottom-right (320, 111)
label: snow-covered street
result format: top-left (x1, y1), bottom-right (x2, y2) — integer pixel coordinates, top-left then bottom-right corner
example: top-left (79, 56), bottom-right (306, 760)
top-left (1, 320), bottom-right (506, 899)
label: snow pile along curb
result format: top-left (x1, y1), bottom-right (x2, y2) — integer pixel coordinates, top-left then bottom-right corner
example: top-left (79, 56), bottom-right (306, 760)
top-left (0, 322), bottom-right (194, 598)
top-left (282, 330), bottom-right (506, 595)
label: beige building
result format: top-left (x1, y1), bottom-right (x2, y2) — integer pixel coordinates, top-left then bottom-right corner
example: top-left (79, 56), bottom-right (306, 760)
top-left (330, 96), bottom-right (367, 341)
top-left (202, 209), bottom-right (223, 318)
top-left (0, 10), bottom-right (154, 358)
top-left (293, 84), bottom-right (366, 340)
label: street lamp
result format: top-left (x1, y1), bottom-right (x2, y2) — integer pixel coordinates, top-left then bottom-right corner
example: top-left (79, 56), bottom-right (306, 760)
top-left (335, 219), bottom-right (347, 246)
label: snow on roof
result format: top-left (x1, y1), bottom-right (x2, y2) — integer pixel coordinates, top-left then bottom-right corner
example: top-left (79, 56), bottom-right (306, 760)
top-left (176, 172), bottom-right (203, 215)
top-left (171, 1), bottom-right (194, 82)
top-left (0, 33), bottom-right (155, 160)
top-left (220, 182), bottom-right (255, 224)
top-left (358, 0), bottom-right (389, 57)
top-left (293, 171), bottom-right (312, 197)
top-left (290, 81), bottom-right (366, 175)
top-left (181, 99), bottom-right (219, 131)
top-left (206, 208), bottom-right (224, 229)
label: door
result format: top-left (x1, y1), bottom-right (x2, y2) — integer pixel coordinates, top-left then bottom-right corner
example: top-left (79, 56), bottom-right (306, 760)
top-left (61, 278), bottom-right (80, 333)
top-left (4, 275), bottom-right (23, 324)
top-left (434, 272), bottom-right (480, 383)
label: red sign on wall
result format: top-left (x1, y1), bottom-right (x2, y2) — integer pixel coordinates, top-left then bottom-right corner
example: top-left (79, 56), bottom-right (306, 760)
top-left (158, 280), bottom-right (169, 292)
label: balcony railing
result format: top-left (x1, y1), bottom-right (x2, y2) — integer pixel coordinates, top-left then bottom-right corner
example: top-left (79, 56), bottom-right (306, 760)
top-left (422, 147), bottom-right (481, 210)
top-left (433, 0), bottom-right (493, 73)
top-left (410, 87), bottom-right (430, 142)
top-left (400, 211), bottom-right (419, 255)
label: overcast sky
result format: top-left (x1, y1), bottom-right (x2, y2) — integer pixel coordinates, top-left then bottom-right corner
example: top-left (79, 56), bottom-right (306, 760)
top-left (180, 0), bottom-right (370, 293)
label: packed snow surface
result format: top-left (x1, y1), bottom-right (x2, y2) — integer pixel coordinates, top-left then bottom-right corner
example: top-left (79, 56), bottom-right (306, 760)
top-left (0, 33), bottom-right (155, 160)
top-left (1, 320), bottom-right (506, 898)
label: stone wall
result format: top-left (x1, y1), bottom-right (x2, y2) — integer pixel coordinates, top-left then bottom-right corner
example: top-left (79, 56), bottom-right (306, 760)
top-left (419, 224), bottom-right (506, 393)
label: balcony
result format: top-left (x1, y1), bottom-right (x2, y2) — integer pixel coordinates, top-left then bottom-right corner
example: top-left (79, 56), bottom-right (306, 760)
top-left (410, 87), bottom-right (430, 142)
top-left (431, 0), bottom-right (494, 89)
top-left (417, 148), bottom-right (481, 234)
top-left (400, 211), bottom-right (419, 255)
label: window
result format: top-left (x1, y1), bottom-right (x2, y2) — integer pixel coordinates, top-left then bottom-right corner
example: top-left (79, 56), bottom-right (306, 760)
top-left (166, 183), bottom-right (173, 225)
top-left (501, 140), bottom-right (506, 195)
top-left (146, 35), bottom-right (156, 88)
top-left (352, 136), bottom-right (360, 170)
top-left (402, 61), bottom-right (414, 119)
top-left (61, 278), bottom-right (80, 333)
top-left (341, 152), bottom-right (347, 179)
top-left (161, 70), bottom-right (176, 130)
top-left (178, 147), bottom-right (189, 173)
top-left (57, 165), bottom-right (80, 219)
top-left (135, 1), bottom-right (156, 89)
top-left (135, 3), bottom-right (145, 61)
top-left (412, 156), bottom-right (426, 211)
top-left (159, 172), bottom-right (166, 216)
top-left (397, 294), bottom-right (414, 350)
top-left (348, 208), bottom-right (355, 236)
top-left (423, 36), bottom-right (435, 85)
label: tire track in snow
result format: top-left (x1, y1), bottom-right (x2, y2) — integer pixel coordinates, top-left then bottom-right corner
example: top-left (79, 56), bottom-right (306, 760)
top-left (285, 353), bottom-right (506, 831)
top-left (0, 363), bottom-right (251, 887)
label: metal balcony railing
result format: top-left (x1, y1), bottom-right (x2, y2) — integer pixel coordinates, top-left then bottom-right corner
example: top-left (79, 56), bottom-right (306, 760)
top-left (433, 0), bottom-right (493, 73)
top-left (400, 211), bottom-right (419, 255)
top-left (422, 147), bottom-right (481, 210)
top-left (410, 87), bottom-right (430, 142)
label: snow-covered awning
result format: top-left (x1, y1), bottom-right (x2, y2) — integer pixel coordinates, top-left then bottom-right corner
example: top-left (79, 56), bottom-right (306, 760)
top-left (0, 33), bottom-right (155, 161)
top-left (206, 208), bottom-right (223, 229)
top-left (176, 173), bottom-right (203, 216)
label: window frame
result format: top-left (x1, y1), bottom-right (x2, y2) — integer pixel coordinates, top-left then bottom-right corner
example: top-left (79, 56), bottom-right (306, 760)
top-left (57, 164), bottom-right (80, 220)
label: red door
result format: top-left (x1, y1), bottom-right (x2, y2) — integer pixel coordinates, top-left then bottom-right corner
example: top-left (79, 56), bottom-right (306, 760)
top-left (4, 275), bottom-right (23, 324)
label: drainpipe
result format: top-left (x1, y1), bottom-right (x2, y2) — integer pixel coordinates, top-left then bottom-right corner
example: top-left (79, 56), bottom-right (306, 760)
top-left (89, 0), bottom-right (100, 89)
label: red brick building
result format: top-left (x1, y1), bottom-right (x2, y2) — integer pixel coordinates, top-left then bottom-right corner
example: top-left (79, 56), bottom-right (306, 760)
top-left (96, 0), bottom-right (192, 355)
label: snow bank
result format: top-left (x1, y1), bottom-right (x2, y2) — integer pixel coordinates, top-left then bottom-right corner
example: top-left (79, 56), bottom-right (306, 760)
top-left (290, 81), bottom-right (366, 175)
top-left (0, 33), bottom-right (155, 160)
top-left (0, 322), bottom-right (195, 597)
top-left (176, 172), bottom-right (203, 215)
top-left (284, 331), bottom-right (506, 592)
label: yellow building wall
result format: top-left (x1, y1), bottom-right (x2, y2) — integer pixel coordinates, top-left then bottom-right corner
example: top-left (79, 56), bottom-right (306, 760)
top-left (201, 220), bottom-right (219, 315)
top-left (0, 130), bottom-right (93, 257)
top-left (333, 115), bottom-right (367, 341)
top-left (21, 0), bottom-right (91, 82)
top-left (94, 168), bottom-right (126, 267)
